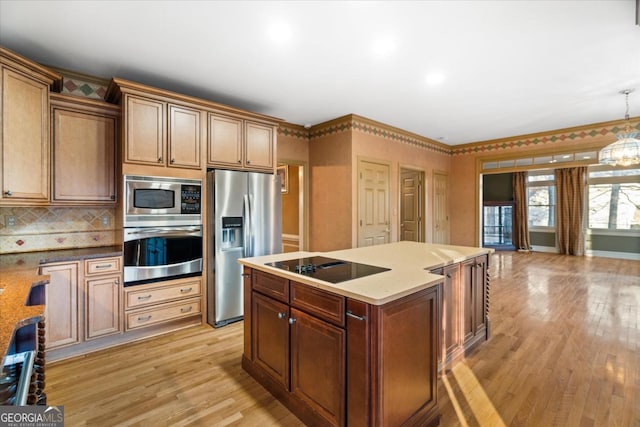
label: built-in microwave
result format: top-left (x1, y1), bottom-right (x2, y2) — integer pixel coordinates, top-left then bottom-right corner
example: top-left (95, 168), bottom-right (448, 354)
top-left (124, 175), bottom-right (202, 227)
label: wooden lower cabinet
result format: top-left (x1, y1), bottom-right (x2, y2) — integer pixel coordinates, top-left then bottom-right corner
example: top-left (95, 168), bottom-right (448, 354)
top-left (85, 275), bottom-right (121, 339)
top-left (40, 262), bottom-right (80, 349)
top-left (124, 276), bottom-right (203, 331)
top-left (432, 254), bottom-right (490, 370)
top-left (243, 268), bottom-right (440, 427)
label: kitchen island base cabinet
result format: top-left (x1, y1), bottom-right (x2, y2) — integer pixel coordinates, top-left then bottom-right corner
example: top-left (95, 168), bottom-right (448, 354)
top-left (243, 268), bottom-right (440, 427)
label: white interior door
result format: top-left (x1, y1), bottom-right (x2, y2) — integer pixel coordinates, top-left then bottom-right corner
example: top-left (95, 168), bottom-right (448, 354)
top-left (433, 171), bottom-right (450, 244)
top-left (358, 160), bottom-right (390, 247)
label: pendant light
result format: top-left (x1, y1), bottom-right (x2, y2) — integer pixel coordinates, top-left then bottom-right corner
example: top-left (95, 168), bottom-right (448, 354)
top-left (599, 89), bottom-right (640, 166)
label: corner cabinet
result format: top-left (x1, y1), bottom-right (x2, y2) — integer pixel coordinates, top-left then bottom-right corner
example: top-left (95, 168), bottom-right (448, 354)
top-left (50, 93), bottom-right (119, 205)
top-left (243, 268), bottom-right (440, 427)
top-left (0, 47), bottom-right (61, 205)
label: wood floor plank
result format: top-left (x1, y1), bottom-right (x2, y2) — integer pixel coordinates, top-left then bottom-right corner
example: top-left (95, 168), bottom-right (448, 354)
top-left (46, 252), bottom-right (640, 426)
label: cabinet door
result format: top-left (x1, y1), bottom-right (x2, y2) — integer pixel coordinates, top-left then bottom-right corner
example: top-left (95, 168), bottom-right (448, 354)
top-left (52, 108), bottom-right (116, 202)
top-left (252, 292), bottom-right (290, 388)
top-left (441, 263), bottom-right (461, 360)
top-left (207, 113), bottom-right (242, 167)
top-left (290, 308), bottom-right (345, 427)
top-left (461, 259), bottom-right (475, 343)
top-left (472, 256), bottom-right (488, 336)
top-left (86, 275), bottom-right (121, 339)
top-left (124, 95), bottom-right (165, 165)
top-left (41, 262), bottom-right (80, 349)
top-left (244, 121), bottom-right (274, 170)
top-left (168, 104), bottom-right (201, 169)
top-left (1, 67), bottom-right (49, 203)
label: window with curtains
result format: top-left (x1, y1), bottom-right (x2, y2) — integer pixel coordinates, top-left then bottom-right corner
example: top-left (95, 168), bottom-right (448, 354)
top-left (527, 172), bottom-right (556, 228)
top-left (587, 166), bottom-right (640, 231)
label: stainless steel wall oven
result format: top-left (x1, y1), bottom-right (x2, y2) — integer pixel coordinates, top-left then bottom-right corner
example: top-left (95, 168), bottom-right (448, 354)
top-left (123, 175), bottom-right (203, 286)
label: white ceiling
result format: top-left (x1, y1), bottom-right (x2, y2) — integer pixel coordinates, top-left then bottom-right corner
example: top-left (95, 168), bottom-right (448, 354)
top-left (1, 1), bottom-right (639, 145)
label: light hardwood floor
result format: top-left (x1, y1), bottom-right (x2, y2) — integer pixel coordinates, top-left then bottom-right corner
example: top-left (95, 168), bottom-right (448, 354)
top-left (47, 252), bottom-right (640, 426)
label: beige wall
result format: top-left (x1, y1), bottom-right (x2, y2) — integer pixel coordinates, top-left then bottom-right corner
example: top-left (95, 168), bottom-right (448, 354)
top-left (449, 117), bottom-right (640, 246)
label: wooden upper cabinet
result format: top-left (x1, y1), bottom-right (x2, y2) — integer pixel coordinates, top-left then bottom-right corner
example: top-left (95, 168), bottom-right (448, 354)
top-left (168, 104), bottom-right (201, 169)
top-left (0, 47), bottom-right (61, 205)
top-left (51, 94), bottom-right (119, 204)
top-left (244, 121), bottom-right (275, 170)
top-left (208, 114), bottom-right (275, 171)
top-left (124, 94), bottom-right (166, 166)
top-left (207, 113), bottom-right (243, 167)
top-left (107, 77), bottom-right (279, 172)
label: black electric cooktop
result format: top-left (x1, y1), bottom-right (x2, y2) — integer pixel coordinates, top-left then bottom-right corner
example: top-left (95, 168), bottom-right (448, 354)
top-left (265, 256), bottom-right (390, 284)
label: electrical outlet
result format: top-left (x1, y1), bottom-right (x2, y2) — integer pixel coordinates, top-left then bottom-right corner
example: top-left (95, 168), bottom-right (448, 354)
top-left (6, 215), bottom-right (16, 227)
top-left (101, 216), bottom-right (110, 226)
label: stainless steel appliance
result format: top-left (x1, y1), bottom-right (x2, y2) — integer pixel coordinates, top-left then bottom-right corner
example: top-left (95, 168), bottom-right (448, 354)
top-left (124, 175), bottom-right (201, 227)
top-left (123, 225), bottom-right (203, 285)
top-left (265, 256), bottom-right (390, 283)
top-left (207, 169), bottom-right (282, 327)
top-left (123, 175), bottom-right (203, 286)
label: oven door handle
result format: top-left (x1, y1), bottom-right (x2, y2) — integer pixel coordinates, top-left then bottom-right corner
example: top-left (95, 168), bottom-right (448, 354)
top-left (125, 227), bottom-right (202, 238)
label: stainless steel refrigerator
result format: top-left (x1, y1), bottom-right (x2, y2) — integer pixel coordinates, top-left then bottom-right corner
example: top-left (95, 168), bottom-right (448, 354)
top-left (207, 169), bottom-right (282, 327)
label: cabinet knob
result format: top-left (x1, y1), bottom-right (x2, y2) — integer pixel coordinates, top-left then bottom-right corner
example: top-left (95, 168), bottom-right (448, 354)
top-left (288, 317), bottom-right (297, 324)
top-left (110, 195), bottom-right (115, 201)
top-left (158, 157), bottom-right (163, 163)
top-left (171, 158), bottom-right (175, 164)
top-left (246, 159), bottom-right (251, 164)
top-left (277, 312), bottom-right (286, 319)
top-left (3, 190), bottom-right (12, 196)
top-left (114, 278), bottom-right (120, 285)
top-left (446, 274), bottom-right (452, 279)
top-left (237, 159), bottom-right (242, 164)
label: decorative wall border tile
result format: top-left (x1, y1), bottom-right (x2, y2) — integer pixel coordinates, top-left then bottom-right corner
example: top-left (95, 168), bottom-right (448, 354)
top-left (451, 120), bottom-right (640, 156)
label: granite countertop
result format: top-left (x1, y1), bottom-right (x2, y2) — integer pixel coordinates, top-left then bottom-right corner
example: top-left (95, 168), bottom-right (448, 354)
top-left (0, 245), bottom-right (123, 363)
top-left (239, 241), bottom-right (494, 305)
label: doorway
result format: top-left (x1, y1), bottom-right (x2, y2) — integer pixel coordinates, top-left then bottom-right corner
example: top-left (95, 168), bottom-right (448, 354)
top-left (399, 168), bottom-right (425, 242)
top-left (358, 159), bottom-right (390, 247)
top-left (279, 162), bottom-right (307, 252)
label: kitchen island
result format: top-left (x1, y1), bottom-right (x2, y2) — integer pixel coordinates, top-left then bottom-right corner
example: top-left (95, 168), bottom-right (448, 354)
top-left (239, 241), bottom-right (493, 427)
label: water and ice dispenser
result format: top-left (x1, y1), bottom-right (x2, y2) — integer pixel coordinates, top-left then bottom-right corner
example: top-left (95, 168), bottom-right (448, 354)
top-left (221, 217), bottom-right (243, 250)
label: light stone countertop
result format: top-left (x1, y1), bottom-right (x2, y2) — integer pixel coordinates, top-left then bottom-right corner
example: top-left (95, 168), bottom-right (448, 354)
top-left (239, 241), bottom-right (494, 305)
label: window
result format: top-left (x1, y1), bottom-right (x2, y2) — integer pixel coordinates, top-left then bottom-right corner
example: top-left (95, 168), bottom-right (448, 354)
top-left (588, 167), bottom-right (640, 231)
top-left (527, 172), bottom-right (555, 228)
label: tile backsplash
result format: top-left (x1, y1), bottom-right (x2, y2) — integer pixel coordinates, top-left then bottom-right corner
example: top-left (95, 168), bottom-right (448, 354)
top-left (0, 207), bottom-right (118, 254)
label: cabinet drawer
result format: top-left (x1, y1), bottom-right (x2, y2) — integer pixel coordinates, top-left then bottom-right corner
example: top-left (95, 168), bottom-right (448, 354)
top-left (85, 257), bottom-right (121, 275)
top-left (253, 270), bottom-right (289, 303)
top-left (126, 297), bottom-right (201, 330)
top-left (126, 279), bottom-right (202, 309)
top-left (291, 282), bottom-right (345, 327)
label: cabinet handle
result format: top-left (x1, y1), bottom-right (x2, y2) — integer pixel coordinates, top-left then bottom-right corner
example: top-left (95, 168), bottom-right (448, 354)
top-left (137, 295), bottom-right (152, 300)
top-left (158, 157), bottom-right (163, 163)
top-left (171, 158), bottom-right (175, 164)
top-left (110, 195), bottom-right (115, 201)
top-left (181, 306), bottom-right (193, 313)
top-left (288, 317), bottom-right (297, 324)
top-left (446, 274), bottom-right (452, 279)
top-left (277, 312), bottom-right (286, 319)
top-left (94, 264), bottom-right (111, 269)
top-left (246, 159), bottom-right (251, 164)
top-left (237, 159), bottom-right (242, 164)
top-left (138, 315), bottom-right (152, 322)
top-left (346, 310), bottom-right (366, 321)
top-left (114, 279), bottom-right (120, 285)
top-left (3, 190), bottom-right (12, 196)
top-left (180, 287), bottom-right (193, 293)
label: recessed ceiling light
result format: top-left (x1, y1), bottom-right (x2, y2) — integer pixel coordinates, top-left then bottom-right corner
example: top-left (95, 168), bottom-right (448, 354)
top-left (425, 72), bottom-right (445, 85)
top-left (268, 21), bottom-right (292, 43)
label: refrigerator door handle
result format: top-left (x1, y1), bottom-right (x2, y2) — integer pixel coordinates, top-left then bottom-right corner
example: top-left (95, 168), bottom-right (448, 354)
top-left (243, 194), bottom-right (252, 257)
